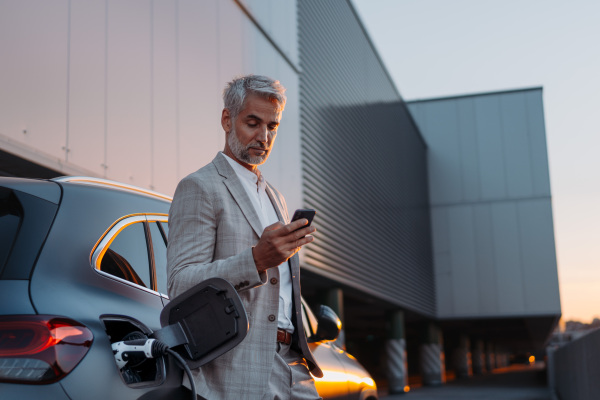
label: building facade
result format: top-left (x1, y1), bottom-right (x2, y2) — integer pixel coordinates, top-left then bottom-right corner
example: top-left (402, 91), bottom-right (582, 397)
top-left (409, 88), bottom-right (560, 321)
top-left (409, 89), bottom-right (561, 378)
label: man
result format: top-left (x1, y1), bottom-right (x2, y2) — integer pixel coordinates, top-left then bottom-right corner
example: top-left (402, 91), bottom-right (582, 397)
top-left (167, 74), bottom-right (322, 400)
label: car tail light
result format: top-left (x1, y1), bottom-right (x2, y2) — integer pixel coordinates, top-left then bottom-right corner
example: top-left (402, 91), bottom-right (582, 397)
top-left (0, 315), bottom-right (93, 384)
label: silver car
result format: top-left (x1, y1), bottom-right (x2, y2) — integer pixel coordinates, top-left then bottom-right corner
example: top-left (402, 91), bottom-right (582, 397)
top-left (0, 176), bottom-right (377, 400)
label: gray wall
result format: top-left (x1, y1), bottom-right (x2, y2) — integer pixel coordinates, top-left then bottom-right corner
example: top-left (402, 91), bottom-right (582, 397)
top-left (550, 329), bottom-right (600, 400)
top-left (298, 0), bottom-right (435, 316)
top-left (0, 0), bottom-right (303, 213)
top-left (408, 88), bottom-right (561, 319)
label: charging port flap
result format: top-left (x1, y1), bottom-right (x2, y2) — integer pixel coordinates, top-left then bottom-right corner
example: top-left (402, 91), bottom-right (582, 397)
top-left (156, 277), bottom-right (248, 370)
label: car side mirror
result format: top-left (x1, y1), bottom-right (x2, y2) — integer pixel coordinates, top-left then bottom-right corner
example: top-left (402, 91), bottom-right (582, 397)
top-left (311, 305), bottom-right (342, 342)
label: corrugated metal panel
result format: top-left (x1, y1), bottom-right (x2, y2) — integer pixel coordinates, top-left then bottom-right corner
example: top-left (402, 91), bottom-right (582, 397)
top-left (298, 0), bottom-right (435, 315)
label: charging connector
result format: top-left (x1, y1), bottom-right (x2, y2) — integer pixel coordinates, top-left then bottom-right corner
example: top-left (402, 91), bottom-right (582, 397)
top-left (109, 279), bottom-right (246, 399)
top-left (111, 338), bottom-right (169, 369)
top-left (112, 337), bottom-right (196, 399)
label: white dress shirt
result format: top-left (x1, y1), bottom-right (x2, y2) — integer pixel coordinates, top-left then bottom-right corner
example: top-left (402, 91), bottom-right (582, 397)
top-left (222, 153), bottom-right (294, 333)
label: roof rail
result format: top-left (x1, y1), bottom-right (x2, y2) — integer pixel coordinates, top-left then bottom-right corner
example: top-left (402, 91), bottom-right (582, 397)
top-left (52, 176), bottom-right (172, 202)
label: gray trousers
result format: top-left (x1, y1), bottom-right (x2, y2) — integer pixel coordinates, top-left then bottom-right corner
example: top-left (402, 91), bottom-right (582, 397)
top-left (189, 342), bottom-right (321, 399)
top-left (264, 342), bottom-right (321, 400)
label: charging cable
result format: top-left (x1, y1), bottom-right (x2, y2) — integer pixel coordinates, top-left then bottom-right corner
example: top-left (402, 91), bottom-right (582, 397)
top-left (112, 338), bottom-right (197, 399)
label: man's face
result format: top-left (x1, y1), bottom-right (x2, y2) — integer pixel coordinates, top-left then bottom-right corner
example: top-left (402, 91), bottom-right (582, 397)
top-left (222, 94), bottom-right (282, 168)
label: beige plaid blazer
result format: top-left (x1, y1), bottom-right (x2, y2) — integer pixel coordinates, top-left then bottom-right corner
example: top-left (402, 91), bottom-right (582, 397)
top-left (167, 152), bottom-right (322, 399)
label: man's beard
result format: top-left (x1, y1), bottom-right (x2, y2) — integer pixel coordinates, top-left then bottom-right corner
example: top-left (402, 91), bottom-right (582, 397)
top-left (227, 127), bottom-right (269, 165)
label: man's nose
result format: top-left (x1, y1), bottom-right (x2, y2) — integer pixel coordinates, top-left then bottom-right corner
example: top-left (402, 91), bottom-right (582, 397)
top-left (256, 126), bottom-right (268, 142)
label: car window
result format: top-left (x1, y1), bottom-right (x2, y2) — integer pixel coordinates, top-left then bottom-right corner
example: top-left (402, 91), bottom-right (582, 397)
top-left (0, 201), bottom-right (20, 272)
top-left (159, 221), bottom-right (169, 241)
top-left (301, 299), bottom-right (318, 337)
top-left (100, 222), bottom-right (151, 288)
top-left (150, 221), bottom-right (168, 295)
top-left (0, 186), bottom-right (59, 280)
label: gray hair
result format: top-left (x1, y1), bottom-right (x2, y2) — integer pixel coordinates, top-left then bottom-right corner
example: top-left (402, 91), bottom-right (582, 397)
top-left (223, 74), bottom-right (287, 120)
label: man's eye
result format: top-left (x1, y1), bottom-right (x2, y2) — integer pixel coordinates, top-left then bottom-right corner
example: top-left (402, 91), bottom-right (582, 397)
top-left (248, 123), bottom-right (257, 128)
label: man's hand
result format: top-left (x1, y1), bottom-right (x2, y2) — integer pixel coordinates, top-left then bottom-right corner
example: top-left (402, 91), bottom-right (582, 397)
top-left (252, 219), bottom-right (316, 273)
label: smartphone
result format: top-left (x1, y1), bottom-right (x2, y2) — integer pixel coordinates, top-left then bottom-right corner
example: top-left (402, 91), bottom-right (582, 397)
top-left (291, 208), bottom-right (316, 230)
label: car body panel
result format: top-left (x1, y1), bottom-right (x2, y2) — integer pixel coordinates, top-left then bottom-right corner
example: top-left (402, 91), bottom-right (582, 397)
top-left (311, 341), bottom-right (351, 399)
top-left (0, 381), bottom-right (72, 399)
top-left (310, 341), bottom-right (378, 400)
top-left (335, 350), bottom-right (377, 400)
top-left (302, 298), bottom-right (377, 399)
top-left (0, 281), bottom-right (35, 314)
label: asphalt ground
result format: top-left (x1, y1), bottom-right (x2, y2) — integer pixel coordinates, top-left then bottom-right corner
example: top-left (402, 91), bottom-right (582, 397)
top-left (380, 364), bottom-right (553, 400)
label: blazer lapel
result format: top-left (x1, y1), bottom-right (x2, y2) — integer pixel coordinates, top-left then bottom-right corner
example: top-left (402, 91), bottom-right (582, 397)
top-left (212, 153), bottom-right (263, 237)
top-left (265, 184), bottom-right (286, 224)
top-left (265, 184), bottom-right (301, 278)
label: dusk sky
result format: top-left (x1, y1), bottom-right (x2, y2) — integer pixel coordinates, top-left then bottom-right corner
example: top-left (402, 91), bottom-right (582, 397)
top-left (352, 0), bottom-right (600, 323)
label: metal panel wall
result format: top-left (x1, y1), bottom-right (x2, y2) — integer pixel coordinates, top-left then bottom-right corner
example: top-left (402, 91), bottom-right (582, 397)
top-left (104, 0), bottom-right (152, 188)
top-left (237, 0), bottom-right (299, 67)
top-left (68, 0), bottom-right (107, 173)
top-left (298, 0), bottom-right (435, 315)
top-left (551, 329), bottom-right (600, 400)
top-left (408, 88), bottom-right (560, 318)
top-left (0, 0), bottom-right (301, 201)
top-left (0, 0), bottom-right (69, 161)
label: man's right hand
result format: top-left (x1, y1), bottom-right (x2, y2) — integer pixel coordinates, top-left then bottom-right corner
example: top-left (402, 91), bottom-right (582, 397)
top-left (252, 219), bottom-right (316, 273)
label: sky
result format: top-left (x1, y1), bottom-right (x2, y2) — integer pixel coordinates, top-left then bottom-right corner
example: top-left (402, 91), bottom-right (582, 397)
top-left (352, 0), bottom-right (600, 323)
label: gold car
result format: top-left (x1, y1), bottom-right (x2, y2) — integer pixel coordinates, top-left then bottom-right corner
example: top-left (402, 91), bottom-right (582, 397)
top-left (301, 299), bottom-right (378, 400)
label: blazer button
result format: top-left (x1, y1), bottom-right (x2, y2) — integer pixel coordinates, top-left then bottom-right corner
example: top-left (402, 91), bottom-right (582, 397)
top-left (268, 314), bottom-right (276, 322)
top-left (244, 280), bottom-right (249, 286)
top-left (270, 278), bottom-right (278, 285)
top-left (234, 285), bottom-right (240, 290)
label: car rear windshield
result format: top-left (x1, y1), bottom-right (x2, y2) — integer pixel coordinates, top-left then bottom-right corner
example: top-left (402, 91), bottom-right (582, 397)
top-left (0, 187), bottom-right (59, 280)
top-left (0, 190), bottom-right (21, 270)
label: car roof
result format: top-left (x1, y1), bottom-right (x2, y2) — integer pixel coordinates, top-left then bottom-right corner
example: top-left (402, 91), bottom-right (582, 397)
top-left (0, 176), bottom-right (62, 204)
top-left (53, 176), bottom-right (172, 203)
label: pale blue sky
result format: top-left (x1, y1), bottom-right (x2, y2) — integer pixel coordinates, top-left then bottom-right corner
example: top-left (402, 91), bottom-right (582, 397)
top-left (352, 0), bottom-right (600, 323)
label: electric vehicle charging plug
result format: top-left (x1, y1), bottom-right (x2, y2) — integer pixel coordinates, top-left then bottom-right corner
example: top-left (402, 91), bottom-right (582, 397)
top-left (109, 279), bottom-right (247, 399)
top-left (111, 338), bottom-right (169, 369)
top-left (112, 338), bottom-right (196, 400)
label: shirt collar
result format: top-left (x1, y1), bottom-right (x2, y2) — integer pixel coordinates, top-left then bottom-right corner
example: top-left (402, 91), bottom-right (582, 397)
top-left (221, 152), bottom-right (266, 191)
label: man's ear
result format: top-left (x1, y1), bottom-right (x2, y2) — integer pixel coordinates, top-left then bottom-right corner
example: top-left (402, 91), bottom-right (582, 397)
top-left (221, 108), bottom-right (232, 132)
